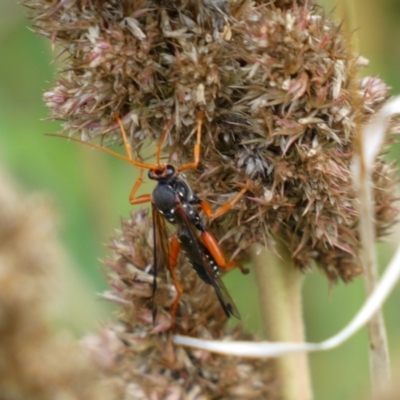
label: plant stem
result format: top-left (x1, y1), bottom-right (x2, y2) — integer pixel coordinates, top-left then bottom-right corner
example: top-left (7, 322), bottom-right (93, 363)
top-left (339, 0), bottom-right (391, 394)
top-left (250, 242), bottom-right (312, 400)
top-left (357, 160), bottom-right (391, 398)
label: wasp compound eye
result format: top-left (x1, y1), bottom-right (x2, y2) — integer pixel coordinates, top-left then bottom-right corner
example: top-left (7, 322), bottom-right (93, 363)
top-left (165, 165), bottom-right (175, 177)
top-left (148, 168), bottom-right (166, 180)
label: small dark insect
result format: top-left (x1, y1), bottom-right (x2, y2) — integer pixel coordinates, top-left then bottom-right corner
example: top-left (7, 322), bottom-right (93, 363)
top-left (49, 112), bottom-right (249, 319)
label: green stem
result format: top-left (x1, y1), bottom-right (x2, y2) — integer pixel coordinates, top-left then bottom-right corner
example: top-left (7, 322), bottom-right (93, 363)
top-left (250, 242), bottom-right (312, 400)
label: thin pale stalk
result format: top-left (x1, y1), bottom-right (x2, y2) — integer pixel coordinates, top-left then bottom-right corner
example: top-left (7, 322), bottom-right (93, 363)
top-left (250, 242), bottom-right (312, 400)
top-left (352, 98), bottom-right (400, 398)
top-left (342, 0), bottom-right (392, 388)
top-left (357, 163), bottom-right (391, 397)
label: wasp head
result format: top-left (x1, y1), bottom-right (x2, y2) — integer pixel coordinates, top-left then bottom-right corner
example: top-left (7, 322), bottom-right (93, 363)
top-left (148, 165), bottom-right (176, 182)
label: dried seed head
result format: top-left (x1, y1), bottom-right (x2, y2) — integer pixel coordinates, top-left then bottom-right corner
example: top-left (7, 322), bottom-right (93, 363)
top-left (24, 0), bottom-right (399, 281)
top-left (0, 169), bottom-right (110, 399)
top-left (96, 209), bottom-right (276, 399)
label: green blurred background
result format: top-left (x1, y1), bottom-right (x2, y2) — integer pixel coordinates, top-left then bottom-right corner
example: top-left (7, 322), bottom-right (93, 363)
top-left (1, 1), bottom-right (400, 398)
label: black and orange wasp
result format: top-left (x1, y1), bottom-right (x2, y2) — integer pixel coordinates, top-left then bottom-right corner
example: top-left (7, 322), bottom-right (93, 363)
top-left (50, 112), bottom-right (249, 319)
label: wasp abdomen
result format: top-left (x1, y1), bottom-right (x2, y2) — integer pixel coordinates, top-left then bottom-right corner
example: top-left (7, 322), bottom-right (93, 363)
top-left (177, 229), bottom-right (217, 285)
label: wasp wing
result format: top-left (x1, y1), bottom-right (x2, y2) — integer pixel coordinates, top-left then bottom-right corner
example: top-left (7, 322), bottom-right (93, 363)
top-left (175, 205), bottom-right (240, 319)
top-left (151, 204), bottom-right (170, 320)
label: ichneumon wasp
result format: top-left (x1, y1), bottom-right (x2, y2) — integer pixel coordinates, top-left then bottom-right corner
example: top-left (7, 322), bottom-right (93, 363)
top-left (49, 112), bottom-right (250, 319)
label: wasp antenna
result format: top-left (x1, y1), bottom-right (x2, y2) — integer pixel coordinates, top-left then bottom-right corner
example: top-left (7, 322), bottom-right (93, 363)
top-left (114, 112), bottom-right (133, 161)
top-left (46, 133), bottom-right (156, 170)
top-left (156, 119), bottom-right (174, 166)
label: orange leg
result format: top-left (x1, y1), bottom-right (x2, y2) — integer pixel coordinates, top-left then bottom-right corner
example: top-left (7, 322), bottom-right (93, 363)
top-left (177, 111), bottom-right (203, 172)
top-left (128, 168), bottom-right (153, 205)
top-left (201, 230), bottom-right (249, 275)
top-left (168, 233), bottom-right (183, 318)
top-left (200, 179), bottom-right (251, 220)
top-left (130, 194), bottom-right (152, 205)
